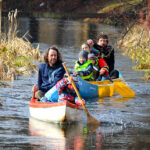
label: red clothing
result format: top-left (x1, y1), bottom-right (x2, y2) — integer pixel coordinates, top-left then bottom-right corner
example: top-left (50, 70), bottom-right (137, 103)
top-left (56, 78), bottom-right (80, 104)
top-left (98, 58), bottom-right (109, 75)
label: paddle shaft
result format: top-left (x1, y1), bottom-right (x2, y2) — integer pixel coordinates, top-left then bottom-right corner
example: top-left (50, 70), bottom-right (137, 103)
top-left (62, 63), bottom-right (90, 116)
top-left (63, 62), bottom-right (100, 125)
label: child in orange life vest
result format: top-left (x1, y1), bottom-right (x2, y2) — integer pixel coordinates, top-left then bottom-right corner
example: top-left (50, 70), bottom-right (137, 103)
top-left (81, 42), bottom-right (100, 58)
top-left (88, 53), bottom-right (109, 81)
top-left (74, 50), bottom-right (94, 81)
top-left (56, 76), bottom-right (85, 105)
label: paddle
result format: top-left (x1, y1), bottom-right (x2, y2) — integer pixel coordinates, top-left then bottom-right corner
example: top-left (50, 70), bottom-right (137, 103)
top-left (62, 62), bottom-right (100, 125)
top-left (93, 66), bottom-right (135, 97)
top-left (106, 76), bottom-right (135, 98)
top-left (113, 82), bottom-right (135, 98)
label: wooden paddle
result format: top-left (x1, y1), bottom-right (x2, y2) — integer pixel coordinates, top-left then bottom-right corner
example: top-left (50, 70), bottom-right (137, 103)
top-left (62, 62), bottom-right (100, 125)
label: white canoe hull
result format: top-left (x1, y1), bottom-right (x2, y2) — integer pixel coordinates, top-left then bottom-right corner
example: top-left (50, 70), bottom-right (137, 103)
top-left (29, 100), bottom-right (84, 123)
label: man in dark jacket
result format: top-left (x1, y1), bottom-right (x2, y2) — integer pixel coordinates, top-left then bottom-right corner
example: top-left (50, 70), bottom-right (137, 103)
top-left (33, 46), bottom-right (65, 100)
top-left (87, 34), bottom-right (115, 73)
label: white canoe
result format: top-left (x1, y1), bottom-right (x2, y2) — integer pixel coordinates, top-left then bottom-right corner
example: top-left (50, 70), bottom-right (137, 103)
top-left (29, 98), bottom-right (84, 123)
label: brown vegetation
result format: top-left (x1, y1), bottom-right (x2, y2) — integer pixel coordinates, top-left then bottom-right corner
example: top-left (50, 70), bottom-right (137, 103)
top-left (117, 0), bottom-right (150, 80)
top-left (0, 9), bottom-right (40, 81)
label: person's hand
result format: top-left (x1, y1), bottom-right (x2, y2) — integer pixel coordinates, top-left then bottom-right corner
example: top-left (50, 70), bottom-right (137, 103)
top-left (73, 71), bottom-right (78, 76)
top-left (87, 39), bottom-right (94, 46)
top-left (32, 84), bottom-right (39, 92)
top-left (67, 75), bottom-right (73, 82)
top-left (76, 98), bottom-right (85, 106)
top-left (99, 69), bottom-right (105, 75)
top-left (81, 99), bottom-right (85, 105)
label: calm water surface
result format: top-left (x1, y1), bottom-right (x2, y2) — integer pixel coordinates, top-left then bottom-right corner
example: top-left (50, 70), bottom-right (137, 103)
top-left (0, 17), bottom-right (150, 150)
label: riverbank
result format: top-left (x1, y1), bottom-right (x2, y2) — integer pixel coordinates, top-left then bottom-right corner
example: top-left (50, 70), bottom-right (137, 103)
top-left (84, 0), bottom-right (144, 26)
top-left (117, 24), bottom-right (150, 80)
top-left (0, 10), bottom-right (40, 82)
top-left (3, 0), bottom-right (145, 27)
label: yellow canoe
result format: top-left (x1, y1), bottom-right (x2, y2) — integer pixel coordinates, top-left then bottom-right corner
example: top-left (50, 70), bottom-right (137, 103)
top-left (78, 77), bottom-right (135, 98)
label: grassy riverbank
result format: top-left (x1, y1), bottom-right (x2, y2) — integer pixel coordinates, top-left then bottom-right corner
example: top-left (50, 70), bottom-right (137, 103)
top-left (117, 24), bottom-right (150, 80)
top-left (84, 0), bottom-right (144, 26)
top-left (0, 36), bottom-right (40, 81)
top-left (0, 10), bottom-right (40, 82)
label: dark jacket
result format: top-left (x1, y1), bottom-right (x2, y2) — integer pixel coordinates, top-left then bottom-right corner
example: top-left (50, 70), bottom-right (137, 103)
top-left (93, 43), bottom-right (115, 73)
top-left (38, 63), bottom-right (65, 92)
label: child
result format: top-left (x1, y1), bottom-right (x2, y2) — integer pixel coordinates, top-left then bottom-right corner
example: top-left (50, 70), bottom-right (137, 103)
top-left (40, 76), bottom-right (85, 106)
top-left (87, 33), bottom-right (115, 73)
top-left (74, 50), bottom-right (94, 81)
top-left (88, 53), bottom-right (109, 81)
top-left (56, 77), bottom-right (85, 105)
top-left (81, 42), bottom-right (100, 58)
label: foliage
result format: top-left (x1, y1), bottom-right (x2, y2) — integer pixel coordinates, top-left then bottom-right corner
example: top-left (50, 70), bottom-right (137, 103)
top-left (84, 0), bottom-right (145, 26)
top-left (98, 0), bottom-right (143, 14)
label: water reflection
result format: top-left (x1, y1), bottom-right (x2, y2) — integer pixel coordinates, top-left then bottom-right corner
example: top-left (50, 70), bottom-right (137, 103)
top-left (29, 17), bottom-right (39, 43)
top-left (28, 117), bottom-right (124, 149)
top-left (18, 17), bottom-right (122, 48)
top-left (98, 97), bottom-right (134, 107)
top-left (29, 118), bottom-right (85, 149)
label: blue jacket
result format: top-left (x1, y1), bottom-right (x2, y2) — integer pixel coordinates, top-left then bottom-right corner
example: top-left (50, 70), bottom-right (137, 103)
top-left (38, 63), bottom-right (65, 92)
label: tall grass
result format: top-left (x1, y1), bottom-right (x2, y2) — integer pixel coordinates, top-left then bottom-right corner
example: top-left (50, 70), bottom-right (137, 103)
top-left (0, 9), bottom-right (40, 81)
top-left (117, 24), bottom-right (150, 80)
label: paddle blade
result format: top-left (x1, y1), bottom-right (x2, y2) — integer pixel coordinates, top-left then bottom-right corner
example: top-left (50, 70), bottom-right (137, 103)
top-left (114, 82), bottom-right (135, 98)
top-left (87, 113), bottom-right (100, 125)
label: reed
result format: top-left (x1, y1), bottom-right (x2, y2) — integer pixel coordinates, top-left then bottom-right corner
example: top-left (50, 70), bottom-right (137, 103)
top-left (0, 9), bottom-right (40, 81)
top-left (117, 24), bottom-right (150, 80)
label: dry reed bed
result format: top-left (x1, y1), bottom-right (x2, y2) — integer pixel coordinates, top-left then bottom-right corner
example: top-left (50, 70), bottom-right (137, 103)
top-left (0, 9), bottom-right (40, 81)
top-left (118, 25), bottom-right (150, 79)
top-left (0, 36), bottom-right (40, 81)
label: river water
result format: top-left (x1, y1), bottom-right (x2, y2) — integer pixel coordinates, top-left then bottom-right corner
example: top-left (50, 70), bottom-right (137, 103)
top-left (0, 17), bottom-right (150, 150)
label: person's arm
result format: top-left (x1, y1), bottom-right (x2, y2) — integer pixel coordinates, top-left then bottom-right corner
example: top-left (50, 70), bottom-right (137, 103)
top-left (103, 46), bottom-right (114, 59)
top-left (56, 78), bottom-right (68, 95)
top-left (87, 39), bottom-right (103, 52)
top-left (98, 58), bottom-right (109, 75)
top-left (93, 43), bottom-right (103, 51)
top-left (87, 39), bottom-right (94, 46)
top-left (91, 48), bottom-right (101, 57)
top-left (75, 97), bottom-right (85, 105)
top-left (77, 63), bottom-right (93, 76)
top-left (37, 64), bottom-right (44, 91)
top-left (103, 46), bottom-right (115, 72)
top-left (45, 65), bottom-right (65, 91)
top-left (38, 64), bottom-right (65, 92)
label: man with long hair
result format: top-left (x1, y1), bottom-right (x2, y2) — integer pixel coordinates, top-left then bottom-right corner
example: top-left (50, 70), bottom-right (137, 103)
top-left (33, 46), bottom-right (65, 100)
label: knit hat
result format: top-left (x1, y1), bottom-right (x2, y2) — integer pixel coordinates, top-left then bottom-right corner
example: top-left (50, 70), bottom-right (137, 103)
top-left (78, 50), bottom-right (88, 60)
top-left (88, 53), bottom-right (96, 60)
